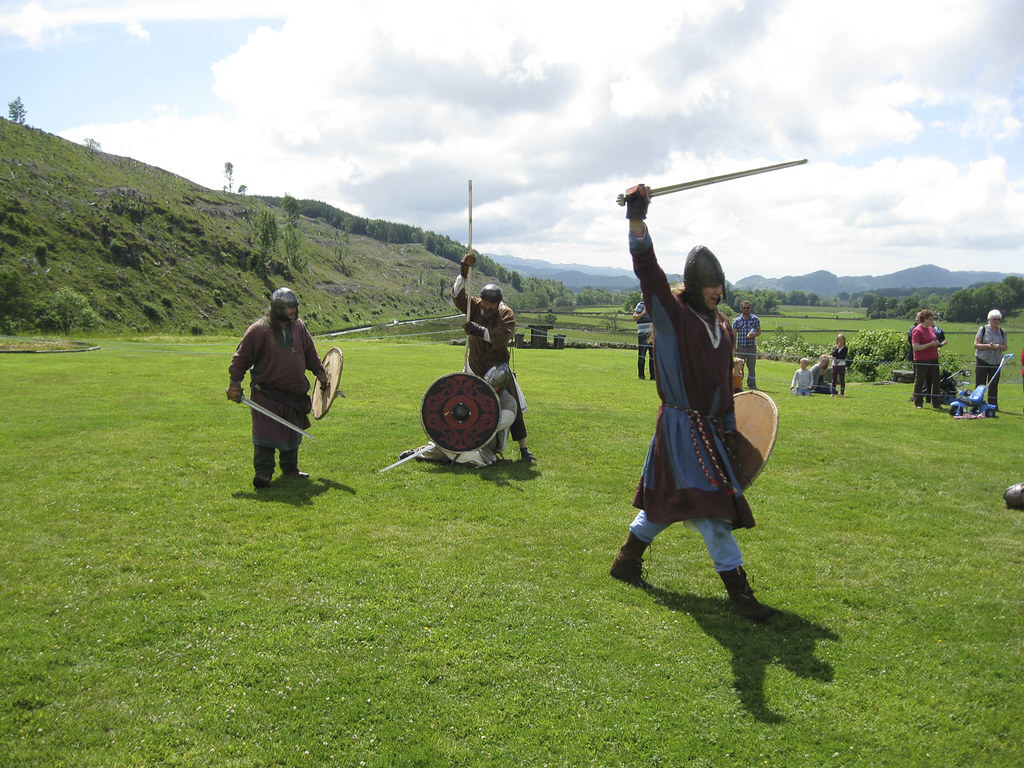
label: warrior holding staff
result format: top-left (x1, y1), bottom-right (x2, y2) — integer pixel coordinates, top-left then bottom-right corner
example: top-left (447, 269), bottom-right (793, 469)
top-left (454, 253), bottom-right (537, 462)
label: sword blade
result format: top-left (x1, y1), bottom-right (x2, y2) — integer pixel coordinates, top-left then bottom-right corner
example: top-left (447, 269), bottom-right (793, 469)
top-left (617, 159), bottom-right (807, 205)
top-left (377, 444), bottom-right (433, 473)
top-left (240, 394), bottom-right (316, 440)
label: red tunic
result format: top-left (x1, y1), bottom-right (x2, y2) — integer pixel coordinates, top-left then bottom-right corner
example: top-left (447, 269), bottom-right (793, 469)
top-left (229, 318), bottom-right (325, 449)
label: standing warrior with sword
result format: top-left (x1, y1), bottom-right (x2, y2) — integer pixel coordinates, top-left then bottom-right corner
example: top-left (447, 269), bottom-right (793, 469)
top-left (227, 287), bottom-right (330, 488)
top-left (610, 159), bottom-right (806, 621)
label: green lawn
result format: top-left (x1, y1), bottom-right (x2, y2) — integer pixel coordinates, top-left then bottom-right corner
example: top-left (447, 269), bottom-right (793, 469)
top-left (2, 335), bottom-right (1022, 766)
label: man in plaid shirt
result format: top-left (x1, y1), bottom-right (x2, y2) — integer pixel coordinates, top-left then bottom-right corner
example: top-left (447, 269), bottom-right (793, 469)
top-left (732, 301), bottom-right (761, 390)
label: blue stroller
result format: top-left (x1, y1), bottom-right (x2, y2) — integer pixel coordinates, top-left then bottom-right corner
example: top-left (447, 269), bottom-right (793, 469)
top-left (948, 353), bottom-right (1013, 418)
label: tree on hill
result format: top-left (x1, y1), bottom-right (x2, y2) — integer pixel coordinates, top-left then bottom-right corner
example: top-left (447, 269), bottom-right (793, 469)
top-left (35, 287), bottom-right (101, 333)
top-left (251, 209), bottom-right (279, 277)
top-left (7, 97), bottom-right (26, 125)
top-left (280, 194), bottom-right (306, 271)
top-left (0, 266), bottom-right (26, 333)
top-left (281, 194), bottom-right (301, 225)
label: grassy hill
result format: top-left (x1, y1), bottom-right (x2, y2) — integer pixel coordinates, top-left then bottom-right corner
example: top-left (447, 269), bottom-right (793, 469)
top-left (0, 119), bottom-right (532, 335)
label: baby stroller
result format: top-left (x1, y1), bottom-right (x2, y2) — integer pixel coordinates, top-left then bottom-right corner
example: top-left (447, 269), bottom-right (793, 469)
top-left (948, 353), bottom-right (1013, 418)
top-left (938, 367), bottom-right (971, 406)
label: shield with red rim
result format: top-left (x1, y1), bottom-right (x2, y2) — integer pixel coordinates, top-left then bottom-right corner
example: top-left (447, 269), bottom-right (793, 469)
top-left (421, 372), bottom-right (500, 453)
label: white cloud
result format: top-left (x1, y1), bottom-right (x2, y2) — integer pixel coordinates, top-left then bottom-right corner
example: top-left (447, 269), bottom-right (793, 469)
top-left (0, 0), bottom-right (287, 46)
top-left (123, 18), bottom-right (146, 40)
top-left (46, 0), bottom-right (1024, 278)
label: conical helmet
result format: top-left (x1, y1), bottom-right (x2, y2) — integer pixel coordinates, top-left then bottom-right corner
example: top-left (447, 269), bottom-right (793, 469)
top-left (683, 245), bottom-right (725, 293)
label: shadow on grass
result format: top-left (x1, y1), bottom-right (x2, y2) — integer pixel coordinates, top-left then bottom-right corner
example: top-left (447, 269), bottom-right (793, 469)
top-left (421, 458), bottom-right (542, 485)
top-left (232, 476), bottom-right (357, 505)
top-left (650, 587), bottom-right (839, 723)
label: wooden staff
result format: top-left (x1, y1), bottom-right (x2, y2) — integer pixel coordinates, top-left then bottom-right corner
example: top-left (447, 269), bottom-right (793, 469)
top-left (464, 180), bottom-right (473, 370)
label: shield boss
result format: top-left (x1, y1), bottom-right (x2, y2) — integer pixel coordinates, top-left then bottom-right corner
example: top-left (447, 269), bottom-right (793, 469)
top-left (421, 373), bottom-right (500, 453)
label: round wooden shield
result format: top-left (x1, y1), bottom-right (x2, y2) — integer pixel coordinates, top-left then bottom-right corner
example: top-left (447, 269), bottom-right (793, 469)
top-left (421, 372), bottom-right (500, 453)
top-left (312, 347), bottom-right (343, 420)
top-left (731, 390), bottom-right (779, 490)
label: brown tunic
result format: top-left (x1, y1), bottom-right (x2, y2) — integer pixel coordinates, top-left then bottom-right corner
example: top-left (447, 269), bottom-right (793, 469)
top-left (229, 318), bottom-right (326, 449)
top-left (452, 290), bottom-right (516, 377)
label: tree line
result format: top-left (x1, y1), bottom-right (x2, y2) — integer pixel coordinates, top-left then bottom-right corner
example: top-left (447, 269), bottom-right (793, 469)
top-left (688, 278), bottom-right (1024, 323)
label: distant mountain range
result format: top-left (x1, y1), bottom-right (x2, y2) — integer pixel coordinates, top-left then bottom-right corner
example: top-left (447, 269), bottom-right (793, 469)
top-left (490, 255), bottom-right (1022, 296)
top-left (489, 254), bottom-right (642, 291)
top-left (734, 265), bottom-right (1023, 295)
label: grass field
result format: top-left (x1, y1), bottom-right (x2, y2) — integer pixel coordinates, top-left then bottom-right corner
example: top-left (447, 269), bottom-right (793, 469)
top-left (2, 332), bottom-right (1023, 767)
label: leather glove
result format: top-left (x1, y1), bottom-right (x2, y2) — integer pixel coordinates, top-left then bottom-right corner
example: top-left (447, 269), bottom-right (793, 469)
top-left (460, 252), bottom-right (476, 277)
top-left (226, 383), bottom-right (243, 403)
top-left (463, 321), bottom-right (486, 338)
top-left (623, 184), bottom-right (650, 220)
top-left (317, 374), bottom-right (330, 392)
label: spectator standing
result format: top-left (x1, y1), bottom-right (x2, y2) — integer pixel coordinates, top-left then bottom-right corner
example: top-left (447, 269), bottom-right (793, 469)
top-left (732, 357), bottom-right (744, 393)
top-left (973, 309), bottom-right (1008, 411)
top-left (911, 309), bottom-right (946, 409)
top-left (633, 299), bottom-right (655, 380)
top-left (732, 301), bottom-right (761, 390)
top-left (830, 333), bottom-right (848, 397)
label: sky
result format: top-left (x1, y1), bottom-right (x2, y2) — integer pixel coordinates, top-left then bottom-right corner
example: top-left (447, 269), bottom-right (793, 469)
top-left (2, 0), bottom-right (1023, 281)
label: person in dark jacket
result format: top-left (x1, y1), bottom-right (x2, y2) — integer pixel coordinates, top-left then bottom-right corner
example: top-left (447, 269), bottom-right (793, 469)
top-left (830, 333), bottom-right (848, 397)
top-left (633, 299), bottom-right (655, 380)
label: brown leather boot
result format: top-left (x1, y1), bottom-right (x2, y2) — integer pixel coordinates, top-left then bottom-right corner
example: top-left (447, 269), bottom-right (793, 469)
top-left (610, 532), bottom-right (653, 589)
top-left (719, 566), bottom-right (777, 622)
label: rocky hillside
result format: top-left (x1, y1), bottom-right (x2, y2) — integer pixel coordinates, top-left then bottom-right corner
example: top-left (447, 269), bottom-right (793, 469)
top-left (0, 119), bottom-right (521, 335)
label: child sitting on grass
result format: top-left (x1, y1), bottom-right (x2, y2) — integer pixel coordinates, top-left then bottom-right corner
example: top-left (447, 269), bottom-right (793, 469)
top-left (791, 358), bottom-right (813, 396)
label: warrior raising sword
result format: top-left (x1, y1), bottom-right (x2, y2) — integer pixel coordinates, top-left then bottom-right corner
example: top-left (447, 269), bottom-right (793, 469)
top-left (609, 184), bottom-right (780, 622)
top-left (227, 287), bottom-right (329, 488)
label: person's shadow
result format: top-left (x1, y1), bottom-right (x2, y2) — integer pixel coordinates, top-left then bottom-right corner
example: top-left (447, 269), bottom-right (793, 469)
top-left (422, 458), bottom-right (541, 487)
top-left (650, 587), bottom-right (839, 723)
top-left (232, 477), bottom-right (356, 506)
